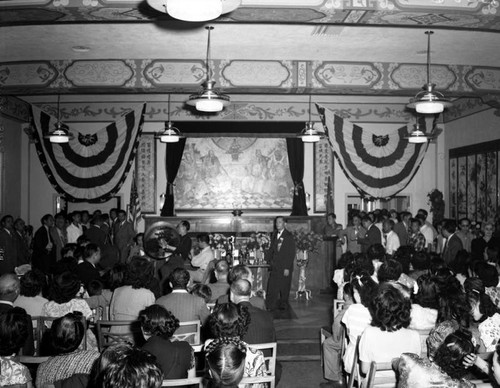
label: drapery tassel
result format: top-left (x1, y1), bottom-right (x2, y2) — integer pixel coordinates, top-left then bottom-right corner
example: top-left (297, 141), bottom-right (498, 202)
top-left (293, 181), bottom-right (303, 196)
top-left (167, 181), bottom-right (176, 195)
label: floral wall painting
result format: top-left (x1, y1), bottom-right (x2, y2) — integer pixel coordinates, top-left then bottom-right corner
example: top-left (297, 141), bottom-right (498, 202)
top-left (174, 137), bottom-right (294, 211)
top-left (449, 140), bottom-right (500, 223)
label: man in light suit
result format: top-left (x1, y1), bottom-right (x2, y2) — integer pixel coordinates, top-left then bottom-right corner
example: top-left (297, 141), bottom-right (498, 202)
top-left (50, 213), bottom-right (67, 262)
top-left (441, 219), bottom-right (463, 266)
top-left (114, 210), bottom-right (135, 263)
top-left (156, 268), bottom-right (210, 325)
top-left (339, 214), bottom-right (366, 254)
top-left (32, 214), bottom-right (56, 274)
top-left (266, 216), bottom-right (296, 312)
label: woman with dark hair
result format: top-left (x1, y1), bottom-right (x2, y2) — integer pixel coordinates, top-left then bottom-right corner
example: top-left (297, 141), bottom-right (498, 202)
top-left (36, 312), bottom-right (100, 387)
top-left (139, 304), bottom-right (194, 379)
top-left (127, 233), bottom-right (145, 260)
top-left (359, 282), bottom-right (421, 375)
top-left (465, 277), bottom-right (500, 352)
top-left (14, 269), bottom-right (48, 317)
top-left (433, 269), bottom-right (471, 328)
top-left (205, 338), bottom-right (247, 388)
top-left (341, 270), bottom-right (379, 375)
top-left (206, 303), bottom-right (266, 383)
top-left (109, 257), bottom-right (155, 324)
top-left (410, 274), bottom-right (439, 330)
top-left (0, 308), bottom-right (33, 387)
top-left (433, 330), bottom-right (475, 380)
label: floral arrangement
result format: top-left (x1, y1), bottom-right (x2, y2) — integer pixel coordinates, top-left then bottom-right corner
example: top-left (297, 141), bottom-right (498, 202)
top-left (209, 233), bottom-right (231, 252)
top-left (292, 229), bottom-right (323, 254)
top-left (245, 232), bottom-right (271, 251)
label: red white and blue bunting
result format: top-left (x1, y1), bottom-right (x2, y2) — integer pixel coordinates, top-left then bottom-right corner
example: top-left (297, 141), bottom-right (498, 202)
top-left (316, 104), bottom-right (429, 199)
top-left (30, 104), bottom-right (146, 203)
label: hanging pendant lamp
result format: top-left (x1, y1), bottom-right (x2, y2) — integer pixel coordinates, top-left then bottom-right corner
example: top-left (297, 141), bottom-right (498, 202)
top-left (297, 96), bottom-right (323, 143)
top-left (405, 116), bottom-right (429, 144)
top-left (147, 0), bottom-right (241, 22)
top-left (186, 26), bottom-right (230, 113)
top-left (407, 31), bottom-right (452, 115)
top-left (157, 95), bottom-right (185, 143)
top-left (45, 95), bottom-right (72, 144)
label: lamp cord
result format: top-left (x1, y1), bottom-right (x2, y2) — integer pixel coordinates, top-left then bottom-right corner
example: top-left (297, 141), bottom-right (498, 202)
top-left (206, 26), bottom-right (214, 81)
top-left (426, 30), bottom-right (433, 85)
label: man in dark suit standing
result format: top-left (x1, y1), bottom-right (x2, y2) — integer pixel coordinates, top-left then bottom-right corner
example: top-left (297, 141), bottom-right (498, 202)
top-left (84, 215), bottom-right (108, 247)
top-left (394, 211), bottom-right (411, 246)
top-left (442, 219), bottom-right (463, 266)
top-left (0, 215), bottom-right (19, 275)
top-left (266, 216), bottom-right (296, 312)
top-left (32, 214), bottom-right (56, 274)
top-left (359, 215), bottom-right (382, 253)
top-left (114, 210), bottom-right (135, 263)
top-left (76, 243), bottom-right (103, 287)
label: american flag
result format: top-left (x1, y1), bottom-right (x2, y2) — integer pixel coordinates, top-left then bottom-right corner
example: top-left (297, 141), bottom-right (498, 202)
top-left (129, 168), bottom-right (142, 231)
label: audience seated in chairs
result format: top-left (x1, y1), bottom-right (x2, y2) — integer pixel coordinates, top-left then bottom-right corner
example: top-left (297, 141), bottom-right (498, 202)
top-left (191, 283), bottom-right (213, 304)
top-left (13, 269), bottom-right (48, 318)
top-left (206, 302), bottom-right (267, 381)
top-left (139, 304), bottom-right (194, 380)
top-left (97, 343), bottom-right (163, 388)
top-left (109, 257), bottom-right (156, 325)
top-left (205, 338), bottom-right (246, 388)
top-left (35, 312), bottom-right (100, 387)
top-left (0, 307), bottom-right (33, 388)
top-left (209, 260), bottom-right (231, 302)
top-left (156, 268), bottom-right (210, 325)
top-left (216, 265), bottom-right (266, 310)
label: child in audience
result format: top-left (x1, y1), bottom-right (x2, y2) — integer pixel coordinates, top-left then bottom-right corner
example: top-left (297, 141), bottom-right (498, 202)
top-left (206, 339), bottom-right (246, 388)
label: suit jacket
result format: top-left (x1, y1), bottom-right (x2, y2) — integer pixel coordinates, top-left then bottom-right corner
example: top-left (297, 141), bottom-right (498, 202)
top-left (0, 228), bottom-right (19, 274)
top-left (84, 225), bottom-right (107, 247)
top-left (142, 336), bottom-right (192, 379)
top-left (341, 226), bottom-right (366, 253)
top-left (114, 221), bottom-right (135, 260)
top-left (442, 233), bottom-right (463, 265)
top-left (32, 225), bottom-right (56, 273)
top-left (76, 260), bottom-right (102, 287)
top-left (268, 229), bottom-right (296, 272)
top-left (394, 221), bottom-right (410, 246)
top-left (358, 224), bottom-right (382, 252)
top-left (50, 227), bottom-right (67, 262)
top-left (156, 290), bottom-right (210, 325)
top-left (239, 301), bottom-right (276, 345)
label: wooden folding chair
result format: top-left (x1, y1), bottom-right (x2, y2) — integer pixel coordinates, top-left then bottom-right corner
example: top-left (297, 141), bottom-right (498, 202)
top-left (320, 325), bottom-right (346, 376)
top-left (416, 328), bottom-right (431, 358)
top-left (240, 375), bottom-right (276, 386)
top-left (172, 320), bottom-right (201, 345)
top-left (347, 336), bottom-right (361, 388)
top-left (249, 342), bottom-right (277, 388)
top-left (19, 355), bottom-right (50, 364)
top-left (365, 361), bottom-right (397, 388)
top-left (96, 320), bottom-right (139, 351)
top-left (161, 377), bottom-right (203, 387)
top-left (333, 299), bottom-right (345, 319)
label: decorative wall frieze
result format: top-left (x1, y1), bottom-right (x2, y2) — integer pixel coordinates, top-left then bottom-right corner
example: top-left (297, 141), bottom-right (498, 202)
top-left (1, 59), bottom-right (499, 98)
top-left (0, 96), bottom-right (30, 122)
top-left (1, 0), bottom-right (499, 28)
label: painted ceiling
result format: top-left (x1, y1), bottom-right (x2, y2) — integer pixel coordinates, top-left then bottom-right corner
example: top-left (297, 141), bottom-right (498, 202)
top-left (1, 0), bottom-right (500, 101)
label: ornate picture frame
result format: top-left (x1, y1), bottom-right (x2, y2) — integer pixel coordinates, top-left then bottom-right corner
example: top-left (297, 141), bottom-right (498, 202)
top-left (314, 138), bottom-right (334, 213)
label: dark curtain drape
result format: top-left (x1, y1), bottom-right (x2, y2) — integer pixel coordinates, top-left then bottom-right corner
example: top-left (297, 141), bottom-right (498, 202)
top-left (160, 138), bottom-right (186, 216)
top-left (286, 138), bottom-right (308, 216)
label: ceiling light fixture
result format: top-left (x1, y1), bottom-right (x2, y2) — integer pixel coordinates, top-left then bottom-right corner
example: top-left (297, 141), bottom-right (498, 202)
top-left (405, 116), bottom-right (429, 144)
top-left (45, 95), bottom-right (72, 144)
top-left (407, 31), bottom-right (452, 115)
top-left (157, 95), bottom-right (184, 143)
top-left (297, 96), bottom-right (323, 143)
top-left (186, 26), bottom-right (230, 113)
top-left (147, 0), bottom-right (241, 21)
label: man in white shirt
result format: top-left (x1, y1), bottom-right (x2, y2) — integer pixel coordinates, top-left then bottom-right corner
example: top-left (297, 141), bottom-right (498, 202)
top-left (188, 234), bottom-right (214, 283)
top-left (382, 219), bottom-right (400, 255)
top-left (66, 211), bottom-right (83, 244)
top-left (416, 214), bottom-right (434, 251)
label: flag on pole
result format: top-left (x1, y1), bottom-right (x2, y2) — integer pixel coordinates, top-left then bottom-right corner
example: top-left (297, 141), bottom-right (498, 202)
top-left (129, 168), bottom-right (142, 231)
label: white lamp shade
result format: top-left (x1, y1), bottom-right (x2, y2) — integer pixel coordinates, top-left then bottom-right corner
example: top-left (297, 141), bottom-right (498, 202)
top-left (407, 130), bottom-right (428, 144)
top-left (196, 99), bottom-right (224, 112)
top-left (50, 135), bottom-right (70, 143)
top-left (160, 134), bottom-right (180, 143)
top-left (415, 101), bottom-right (445, 114)
top-left (301, 134), bottom-right (321, 143)
top-left (166, 0), bottom-right (222, 21)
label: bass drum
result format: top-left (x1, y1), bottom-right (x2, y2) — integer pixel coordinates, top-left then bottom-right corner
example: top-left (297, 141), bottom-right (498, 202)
top-left (143, 221), bottom-right (180, 260)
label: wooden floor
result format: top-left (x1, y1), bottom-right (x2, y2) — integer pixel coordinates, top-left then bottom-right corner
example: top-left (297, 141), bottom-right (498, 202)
top-left (274, 292), bottom-right (333, 387)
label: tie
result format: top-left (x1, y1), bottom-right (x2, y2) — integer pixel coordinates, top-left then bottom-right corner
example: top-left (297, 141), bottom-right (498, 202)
top-left (383, 233), bottom-right (388, 247)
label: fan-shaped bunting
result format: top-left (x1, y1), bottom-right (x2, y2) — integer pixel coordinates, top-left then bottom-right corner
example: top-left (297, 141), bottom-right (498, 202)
top-left (30, 104), bottom-right (146, 202)
top-left (316, 104), bottom-right (429, 199)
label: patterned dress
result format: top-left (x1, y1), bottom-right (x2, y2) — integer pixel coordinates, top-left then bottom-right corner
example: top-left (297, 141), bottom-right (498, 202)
top-left (0, 356), bottom-right (32, 386)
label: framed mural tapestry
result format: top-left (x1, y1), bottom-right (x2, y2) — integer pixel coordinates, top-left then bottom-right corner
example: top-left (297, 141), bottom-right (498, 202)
top-left (174, 137), bottom-right (294, 211)
top-left (314, 138), bottom-right (334, 213)
top-left (449, 140), bottom-right (500, 223)
top-left (136, 133), bottom-right (156, 214)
